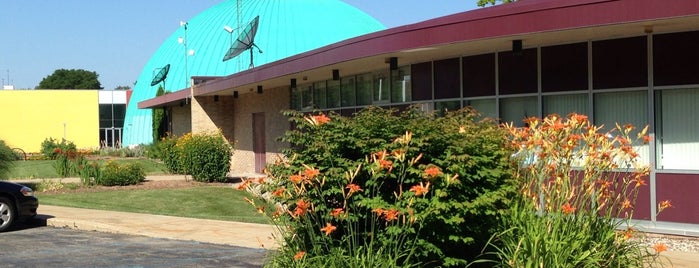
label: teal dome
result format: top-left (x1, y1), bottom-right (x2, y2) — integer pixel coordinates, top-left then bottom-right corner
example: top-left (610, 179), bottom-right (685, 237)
top-left (123, 0), bottom-right (385, 146)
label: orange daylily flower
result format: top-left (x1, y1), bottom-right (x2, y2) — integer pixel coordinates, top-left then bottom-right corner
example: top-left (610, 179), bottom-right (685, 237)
top-left (289, 174), bottom-right (304, 184)
top-left (561, 203), bottom-right (576, 215)
top-left (424, 167), bottom-right (442, 178)
top-left (320, 222), bottom-right (337, 236)
top-left (346, 183), bottom-right (363, 195)
top-left (634, 177), bottom-right (647, 187)
top-left (304, 168), bottom-right (320, 179)
top-left (622, 227), bottom-right (635, 240)
top-left (621, 199), bottom-right (632, 209)
top-left (272, 187), bottom-right (285, 198)
top-left (658, 200), bottom-right (673, 213)
top-left (372, 208), bottom-right (385, 216)
top-left (643, 135), bottom-right (651, 144)
top-left (378, 159), bottom-right (393, 170)
top-left (293, 199), bottom-right (311, 217)
top-left (330, 208), bottom-right (344, 218)
top-left (313, 114), bottom-right (331, 125)
top-left (653, 243), bottom-right (668, 253)
top-left (383, 209), bottom-right (400, 221)
top-left (410, 182), bottom-right (430, 196)
top-left (294, 251), bottom-right (306, 260)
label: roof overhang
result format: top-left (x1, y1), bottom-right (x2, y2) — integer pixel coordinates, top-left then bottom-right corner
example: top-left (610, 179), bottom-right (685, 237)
top-left (139, 0), bottom-right (699, 108)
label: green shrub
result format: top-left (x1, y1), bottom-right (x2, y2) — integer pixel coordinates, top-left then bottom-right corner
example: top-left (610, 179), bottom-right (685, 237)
top-left (95, 161), bottom-right (146, 186)
top-left (78, 161), bottom-right (101, 185)
top-left (40, 138), bottom-right (76, 160)
top-left (158, 135), bottom-right (184, 174)
top-left (175, 131), bottom-right (233, 182)
top-left (52, 148), bottom-right (85, 178)
top-left (0, 140), bottom-right (15, 180)
top-left (241, 107), bottom-right (515, 267)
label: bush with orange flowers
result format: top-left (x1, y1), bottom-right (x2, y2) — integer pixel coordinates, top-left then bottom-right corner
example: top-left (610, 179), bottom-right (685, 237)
top-left (240, 107), bottom-right (515, 267)
top-left (480, 113), bottom-right (670, 267)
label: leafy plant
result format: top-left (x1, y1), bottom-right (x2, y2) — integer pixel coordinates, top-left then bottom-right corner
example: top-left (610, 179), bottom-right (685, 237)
top-left (241, 107), bottom-right (515, 267)
top-left (174, 131), bottom-right (233, 182)
top-left (95, 161), bottom-right (146, 186)
top-left (0, 140), bottom-right (15, 180)
top-left (480, 114), bottom-right (670, 267)
top-left (40, 138), bottom-right (77, 160)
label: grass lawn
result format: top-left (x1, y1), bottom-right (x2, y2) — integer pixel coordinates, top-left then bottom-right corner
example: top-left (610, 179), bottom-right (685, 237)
top-left (38, 186), bottom-right (270, 224)
top-left (7, 158), bottom-right (167, 179)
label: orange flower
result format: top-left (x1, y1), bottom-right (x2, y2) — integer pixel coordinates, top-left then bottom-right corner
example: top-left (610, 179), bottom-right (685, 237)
top-left (289, 174), bottom-right (304, 184)
top-left (634, 177), bottom-right (647, 187)
top-left (424, 167), bottom-right (442, 178)
top-left (313, 114), bottom-right (331, 125)
top-left (272, 187), bottom-right (285, 198)
top-left (621, 199), bottom-right (632, 209)
top-left (383, 209), bottom-right (400, 221)
top-left (622, 228), bottom-right (635, 240)
top-left (653, 243), bottom-right (668, 253)
top-left (256, 206), bottom-right (266, 214)
top-left (378, 159), bottom-right (393, 170)
top-left (658, 200), bottom-right (673, 213)
top-left (330, 208), bottom-right (344, 218)
top-left (320, 222), bottom-right (337, 236)
top-left (304, 168), bottom-right (320, 179)
top-left (294, 251), bottom-right (306, 260)
top-left (372, 208), bottom-right (385, 216)
top-left (346, 183), bottom-right (362, 195)
top-left (374, 150), bottom-right (388, 160)
top-left (561, 203), bottom-right (576, 215)
top-left (236, 179), bottom-right (251, 190)
top-left (293, 199), bottom-right (311, 217)
top-left (643, 135), bottom-right (651, 144)
top-left (410, 182), bottom-right (430, 196)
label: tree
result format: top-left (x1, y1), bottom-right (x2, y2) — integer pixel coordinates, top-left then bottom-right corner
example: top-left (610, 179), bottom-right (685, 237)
top-left (37, 69), bottom-right (103, 89)
top-left (477, 0), bottom-right (517, 7)
top-left (152, 86), bottom-right (168, 142)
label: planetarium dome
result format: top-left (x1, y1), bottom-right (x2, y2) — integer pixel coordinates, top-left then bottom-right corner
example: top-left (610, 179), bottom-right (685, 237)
top-left (123, 0), bottom-right (385, 146)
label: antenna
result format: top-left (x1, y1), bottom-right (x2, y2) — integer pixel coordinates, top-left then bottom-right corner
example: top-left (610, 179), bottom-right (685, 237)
top-left (222, 15), bottom-right (262, 69)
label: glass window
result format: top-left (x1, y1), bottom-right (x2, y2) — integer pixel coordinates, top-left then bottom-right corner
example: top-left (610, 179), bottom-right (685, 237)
top-left (391, 66), bottom-right (411, 103)
top-left (653, 31), bottom-right (699, 86)
top-left (543, 94), bottom-right (588, 118)
top-left (374, 71), bottom-right (390, 103)
top-left (411, 62), bottom-right (432, 101)
top-left (594, 91), bottom-right (649, 163)
top-left (463, 53), bottom-right (495, 97)
top-left (301, 84), bottom-right (313, 110)
top-left (541, 42), bottom-right (588, 92)
top-left (655, 88), bottom-right (699, 170)
top-left (498, 48), bottom-right (538, 95)
top-left (341, 76), bottom-right (356, 107)
top-left (500, 96), bottom-right (538, 127)
top-left (434, 58), bottom-right (460, 99)
top-left (592, 36), bottom-right (647, 89)
top-left (313, 81), bottom-right (327, 109)
top-left (466, 99), bottom-right (497, 120)
top-left (327, 80), bottom-right (341, 109)
top-left (356, 73), bottom-right (373, 106)
top-left (291, 87), bottom-right (302, 110)
top-left (435, 101), bottom-right (461, 116)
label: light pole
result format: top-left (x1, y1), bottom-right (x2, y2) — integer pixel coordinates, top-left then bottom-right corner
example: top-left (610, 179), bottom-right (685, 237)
top-left (178, 21), bottom-right (195, 88)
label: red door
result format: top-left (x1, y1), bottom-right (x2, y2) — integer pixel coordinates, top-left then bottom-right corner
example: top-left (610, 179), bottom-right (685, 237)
top-left (252, 113), bottom-right (266, 173)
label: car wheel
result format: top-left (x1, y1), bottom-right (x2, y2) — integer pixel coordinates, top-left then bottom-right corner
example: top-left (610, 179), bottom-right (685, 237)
top-left (0, 197), bottom-right (16, 232)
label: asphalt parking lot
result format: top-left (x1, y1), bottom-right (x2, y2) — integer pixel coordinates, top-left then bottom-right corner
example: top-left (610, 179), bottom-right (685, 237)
top-left (0, 220), bottom-right (268, 268)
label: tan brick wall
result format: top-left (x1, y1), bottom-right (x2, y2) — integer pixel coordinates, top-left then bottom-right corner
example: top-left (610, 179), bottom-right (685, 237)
top-left (191, 95), bottom-right (235, 141)
top-left (169, 104), bottom-right (191, 136)
top-left (229, 86), bottom-right (290, 174)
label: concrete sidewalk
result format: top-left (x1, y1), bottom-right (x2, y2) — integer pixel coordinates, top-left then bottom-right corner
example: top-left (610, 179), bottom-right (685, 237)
top-left (37, 205), bottom-right (280, 250)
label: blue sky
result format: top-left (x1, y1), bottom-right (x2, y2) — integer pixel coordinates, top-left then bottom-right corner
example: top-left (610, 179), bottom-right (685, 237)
top-left (0, 1), bottom-right (478, 90)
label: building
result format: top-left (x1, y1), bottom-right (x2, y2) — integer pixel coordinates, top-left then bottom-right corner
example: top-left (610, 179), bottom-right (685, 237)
top-left (140, 0), bottom-right (699, 234)
top-left (0, 90), bottom-right (130, 152)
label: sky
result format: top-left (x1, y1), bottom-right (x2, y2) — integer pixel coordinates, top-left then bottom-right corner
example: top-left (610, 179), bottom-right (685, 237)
top-left (0, 1), bottom-right (479, 90)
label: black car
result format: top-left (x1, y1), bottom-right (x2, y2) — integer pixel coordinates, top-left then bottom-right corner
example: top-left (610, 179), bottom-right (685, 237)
top-left (0, 181), bottom-right (38, 232)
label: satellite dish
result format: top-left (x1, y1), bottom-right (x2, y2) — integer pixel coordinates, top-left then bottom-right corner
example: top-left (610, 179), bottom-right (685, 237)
top-left (150, 64), bottom-right (170, 86)
top-left (222, 15), bottom-right (262, 68)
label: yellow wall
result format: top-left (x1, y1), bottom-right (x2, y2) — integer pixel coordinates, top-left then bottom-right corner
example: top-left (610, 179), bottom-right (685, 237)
top-left (0, 90), bottom-right (99, 152)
